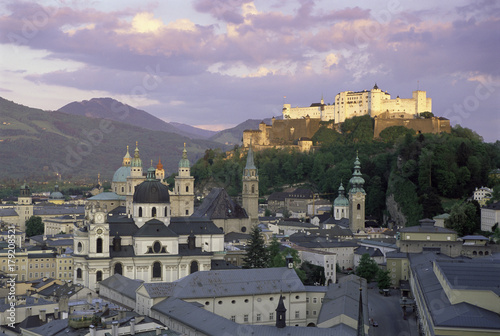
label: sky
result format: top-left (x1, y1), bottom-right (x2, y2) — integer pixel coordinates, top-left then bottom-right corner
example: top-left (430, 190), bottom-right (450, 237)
top-left (0, 0), bottom-right (499, 142)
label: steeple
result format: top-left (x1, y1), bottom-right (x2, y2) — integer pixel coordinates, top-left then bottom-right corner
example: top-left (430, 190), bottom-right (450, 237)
top-left (131, 142), bottom-right (142, 168)
top-left (156, 157), bottom-right (163, 171)
top-left (244, 144), bottom-right (257, 175)
top-left (357, 288), bottom-right (365, 336)
top-left (179, 143), bottom-right (190, 168)
top-left (349, 152), bottom-right (365, 194)
top-left (122, 146), bottom-right (131, 166)
top-left (275, 294), bottom-right (287, 328)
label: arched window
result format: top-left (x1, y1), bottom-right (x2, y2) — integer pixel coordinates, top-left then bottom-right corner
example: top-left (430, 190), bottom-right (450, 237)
top-left (96, 238), bottom-right (102, 253)
top-left (138, 207), bottom-right (143, 217)
top-left (152, 207), bottom-right (157, 218)
top-left (121, 187), bottom-right (124, 193)
top-left (114, 263), bottom-right (123, 275)
top-left (96, 271), bottom-right (102, 282)
top-left (165, 207), bottom-right (168, 216)
top-left (251, 185), bottom-right (255, 193)
top-left (190, 260), bottom-right (199, 274)
top-left (152, 262), bottom-right (162, 279)
top-left (357, 203), bottom-right (361, 210)
top-left (76, 268), bottom-right (82, 279)
top-left (186, 185), bottom-right (189, 193)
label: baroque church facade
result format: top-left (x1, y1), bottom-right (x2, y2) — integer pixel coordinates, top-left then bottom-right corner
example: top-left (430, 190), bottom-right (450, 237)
top-left (74, 143), bottom-right (259, 291)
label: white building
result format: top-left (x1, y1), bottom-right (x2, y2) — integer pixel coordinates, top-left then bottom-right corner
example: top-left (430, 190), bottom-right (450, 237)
top-left (283, 84), bottom-right (432, 124)
top-left (481, 201), bottom-right (500, 232)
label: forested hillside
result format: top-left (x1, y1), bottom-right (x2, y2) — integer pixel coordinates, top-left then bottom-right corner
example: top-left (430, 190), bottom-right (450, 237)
top-left (190, 115), bottom-right (500, 226)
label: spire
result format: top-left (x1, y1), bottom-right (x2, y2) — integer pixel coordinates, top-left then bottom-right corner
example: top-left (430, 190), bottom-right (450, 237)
top-left (357, 288), bottom-right (365, 336)
top-left (131, 142), bottom-right (142, 167)
top-left (244, 143), bottom-right (257, 172)
top-left (179, 143), bottom-right (190, 168)
top-left (123, 145), bottom-right (132, 166)
top-left (275, 294), bottom-right (287, 328)
top-left (373, 83), bottom-right (379, 90)
top-left (156, 157), bottom-right (163, 171)
top-left (349, 152), bottom-right (365, 194)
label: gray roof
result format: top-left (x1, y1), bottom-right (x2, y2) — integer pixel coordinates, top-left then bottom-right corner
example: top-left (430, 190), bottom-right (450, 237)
top-left (134, 219), bottom-right (178, 238)
top-left (461, 235), bottom-right (489, 240)
top-left (23, 318), bottom-right (68, 336)
top-left (0, 208), bottom-right (18, 217)
top-left (317, 274), bottom-right (368, 329)
top-left (169, 217), bottom-right (223, 235)
top-left (152, 297), bottom-right (356, 336)
top-left (144, 268), bottom-right (305, 299)
top-left (109, 221), bottom-right (139, 236)
top-left (33, 205), bottom-right (85, 216)
top-left (482, 201), bottom-right (500, 210)
top-left (277, 220), bottom-right (316, 228)
top-left (435, 259), bottom-right (500, 295)
top-left (354, 246), bottom-right (384, 257)
top-left (192, 188), bottom-right (248, 220)
top-left (410, 252), bottom-right (500, 330)
top-left (224, 232), bottom-right (251, 242)
top-left (87, 192), bottom-right (125, 201)
top-left (0, 296), bottom-right (55, 312)
top-left (399, 225), bottom-right (456, 234)
top-left (99, 274), bottom-right (144, 300)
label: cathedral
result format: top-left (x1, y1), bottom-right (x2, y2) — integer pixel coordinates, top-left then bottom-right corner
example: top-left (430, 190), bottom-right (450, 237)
top-left (74, 143), bottom-right (259, 291)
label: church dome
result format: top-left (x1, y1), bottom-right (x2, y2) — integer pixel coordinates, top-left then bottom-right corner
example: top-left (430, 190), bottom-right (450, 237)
top-left (334, 195), bottom-right (349, 207)
top-left (112, 166), bottom-right (131, 183)
top-left (50, 185), bottom-right (64, 199)
top-left (133, 167), bottom-right (170, 204)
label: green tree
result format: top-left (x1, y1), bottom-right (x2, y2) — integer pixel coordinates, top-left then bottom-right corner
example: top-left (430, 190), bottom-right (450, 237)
top-left (356, 254), bottom-right (379, 282)
top-left (267, 237), bottom-right (282, 267)
top-left (243, 226), bottom-right (269, 268)
top-left (445, 202), bottom-right (480, 236)
top-left (376, 268), bottom-right (391, 290)
top-left (26, 216), bottom-right (44, 237)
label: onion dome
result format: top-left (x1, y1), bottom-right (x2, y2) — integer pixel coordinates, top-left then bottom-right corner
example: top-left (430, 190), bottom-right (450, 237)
top-left (131, 141), bottom-right (142, 168)
top-left (133, 165), bottom-right (170, 203)
top-left (333, 182), bottom-right (349, 207)
top-left (156, 157), bottom-right (164, 170)
top-left (179, 143), bottom-right (190, 168)
top-left (349, 153), bottom-right (365, 194)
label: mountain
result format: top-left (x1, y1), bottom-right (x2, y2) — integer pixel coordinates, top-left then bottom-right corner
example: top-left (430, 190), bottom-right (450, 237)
top-left (58, 98), bottom-right (213, 139)
top-left (169, 122), bottom-right (216, 139)
top-left (209, 118), bottom-right (274, 145)
top-left (0, 97), bottom-right (228, 181)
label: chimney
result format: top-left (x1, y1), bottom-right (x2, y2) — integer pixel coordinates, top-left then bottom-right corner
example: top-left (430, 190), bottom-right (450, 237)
top-left (156, 327), bottom-right (162, 335)
top-left (112, 321), bottom-right (119, 336)
top-left (89, 325), bottom-right (96, 336)
top-left (130, 318), bottom-right (135, 336)
top-left (54, 308), bottom-right (59, 319)
top-left (40, 309), bottom-right (46, 322)
top-left (87, 292), bottom-right (92, 304)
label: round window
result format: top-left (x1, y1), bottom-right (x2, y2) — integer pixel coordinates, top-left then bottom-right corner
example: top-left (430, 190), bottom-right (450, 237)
top-left (153, 241), bottom-right (161, 253)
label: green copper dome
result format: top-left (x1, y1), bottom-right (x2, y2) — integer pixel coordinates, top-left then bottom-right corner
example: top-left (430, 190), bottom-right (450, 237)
top-left (334, 182), bottom-right (349, 207)
top-left (130, 142), bottom-right (142, 168)
top-left (349, 153), bottom-right (365, 194)
top-left (179, 143), bottom-right (190, 168)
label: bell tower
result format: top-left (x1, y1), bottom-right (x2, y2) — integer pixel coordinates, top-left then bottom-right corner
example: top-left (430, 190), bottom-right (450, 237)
top-left (349, 153), bottom-right (366, 233)
top-left (172, 143), bottom-right (194, 216)
top-left (17, 183), bottom-right (33, 232)
top-left (242, 145), bottom-right (259, 223)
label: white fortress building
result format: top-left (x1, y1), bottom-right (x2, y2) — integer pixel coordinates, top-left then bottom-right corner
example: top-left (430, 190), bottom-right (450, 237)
top-left (282, 84), bottom-right (432, 123)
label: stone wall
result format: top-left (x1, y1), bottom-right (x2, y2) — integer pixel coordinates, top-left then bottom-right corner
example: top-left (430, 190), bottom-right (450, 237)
top-left (374, 117), bottom-right (451, 138)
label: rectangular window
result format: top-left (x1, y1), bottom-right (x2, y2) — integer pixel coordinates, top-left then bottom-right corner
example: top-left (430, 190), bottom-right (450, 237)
top-left (313, 310), bottom-right (317, 316)
top-left (244, 315), bottom-right (248, 322)
top-left (230, 316), bottom-right (236, 322)
top-left (313, 298), bottom-right (317, 303)
top-left (295, 311), bottom-right (299, 318)
top-left (269, 313), bottom-right (274, 320)
top-left (256, 314), bottom-right (261, 322)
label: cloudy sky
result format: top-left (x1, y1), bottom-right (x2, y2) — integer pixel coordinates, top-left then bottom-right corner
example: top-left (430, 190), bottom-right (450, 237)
top-left (0, 0), bottom-right (499, 141)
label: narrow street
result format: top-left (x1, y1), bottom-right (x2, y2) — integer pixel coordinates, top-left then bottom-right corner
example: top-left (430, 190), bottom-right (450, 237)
top-left (367, 285), bottom-right (418, 336)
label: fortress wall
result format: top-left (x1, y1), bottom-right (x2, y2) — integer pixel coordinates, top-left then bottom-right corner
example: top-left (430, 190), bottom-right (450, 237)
top-left (374, 117), bottom-right (451, 138)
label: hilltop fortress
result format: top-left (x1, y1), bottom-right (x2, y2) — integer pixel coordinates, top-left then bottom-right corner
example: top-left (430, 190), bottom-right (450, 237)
top-left (243, 84), bottom-right (450, 149)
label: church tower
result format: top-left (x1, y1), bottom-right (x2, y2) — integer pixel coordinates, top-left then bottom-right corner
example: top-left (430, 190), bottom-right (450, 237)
top-left (126, 142), bottom-right (145, 214)
top-left (156, 158), bottom-right (165, 181)
top-left (171, 144), bottom-right (194, 217)
top-left (112, 146), bottom-right (132, 196)
top-left (242, 145), bottom-right (259, 222)
top-left (17, 183), bottom-right (33, 231)
top-left (349, 153), bottom-right (366, 233)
